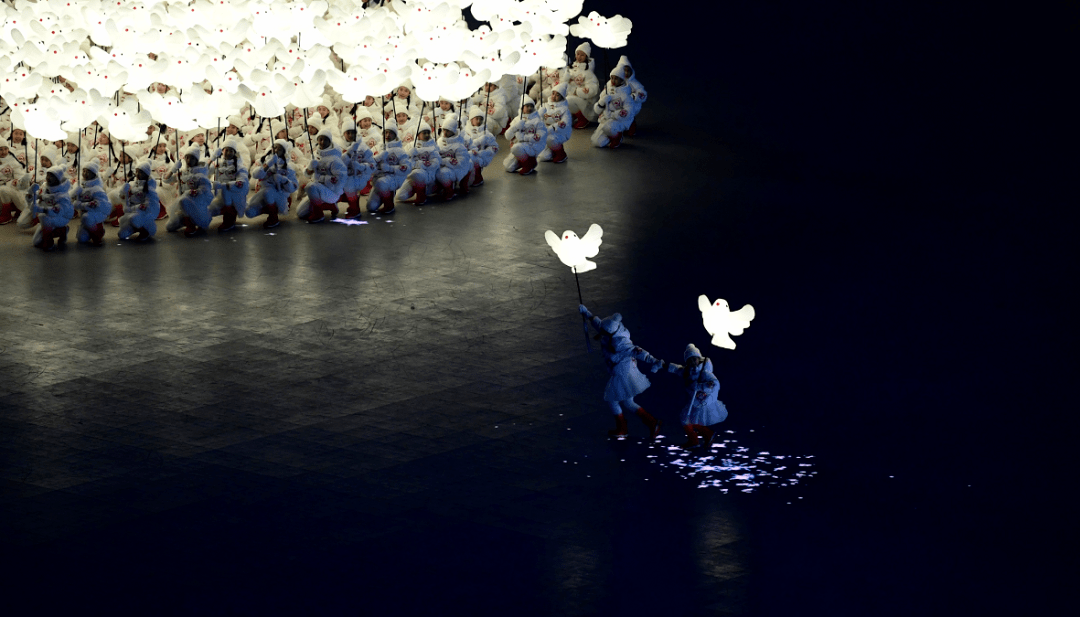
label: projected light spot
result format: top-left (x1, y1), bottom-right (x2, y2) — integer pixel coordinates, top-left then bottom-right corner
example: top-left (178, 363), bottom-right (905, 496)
top-left (649, 430), bottom-right (815, 493)
top-left (330, 218), bottom-right (368, 226)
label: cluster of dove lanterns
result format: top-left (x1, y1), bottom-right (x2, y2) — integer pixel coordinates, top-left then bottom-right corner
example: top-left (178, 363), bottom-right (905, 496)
top-left (544, 224), bottom-right (755, 350)
top-left (0, 0), bottom-right (633, 142)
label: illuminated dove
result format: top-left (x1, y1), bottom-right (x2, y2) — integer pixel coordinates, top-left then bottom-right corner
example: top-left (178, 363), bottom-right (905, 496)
top-left (698, 295), bottom-right (755, 349)
top-left (545, 224), bottom-right (603, 273)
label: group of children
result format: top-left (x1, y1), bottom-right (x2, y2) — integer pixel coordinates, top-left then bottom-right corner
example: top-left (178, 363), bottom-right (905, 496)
top-left (578, 304), bottom-right (728, 449)
top-left (0, 44), bottom-right (646, 250)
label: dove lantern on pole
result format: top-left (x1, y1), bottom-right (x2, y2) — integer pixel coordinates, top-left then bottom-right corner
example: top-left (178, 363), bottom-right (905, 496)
top-left (698, 296), bottom-right (756, 350)
top-left (546, 223), bottom-right (604, 351)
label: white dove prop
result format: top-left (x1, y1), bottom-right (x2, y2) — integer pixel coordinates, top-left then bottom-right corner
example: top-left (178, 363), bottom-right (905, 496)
top-left (698, 296), bottom-right (756, 350)
top-left (545, 224), bottom-right (603, 273)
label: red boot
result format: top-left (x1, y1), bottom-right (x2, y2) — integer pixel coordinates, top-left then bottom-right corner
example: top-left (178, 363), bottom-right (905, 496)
top-left (693, 425), bottom-right (715, 449)
top-left (518, 155), bottom-right (537, 175)
top-left (571, 111), bottom-right (589, 129)
top-left (359, 179), bottom-right (373, 196)
top-left (157, 202), bottom-right (168, 220)
top-left (635, 407), bottom-right (661, 439)
top-left (376, 192), bottom-right (396, 215)
top-left (551, 144), bottom-right (568, 163)
top-left (608, 413), bottom-right (629, 437)
top-left (262, 206), bottom-right (280, 229)
top-left (680, 424), bottom-right (700, 449)
top-left (108, 203), bottom-right (124, 227)
top-left (343, 194), bottom-right (362, 219)
top-left (470, 165), bottom-right (485, 187)
top-left (440, 182), bottom-right (455, 202)
top-left (456, 176), bottom-right (471, 196)
top-left (408, 183), bottom-right (427, 205)
top-left (39, 226), bottom-right (56, 251)
top-left (625, 120), bottom-right (637, 138)
top-left (89, 223), bottom-right (105, 246)
top-left (607, 132), bottom-right (623, 149)
top-left (0, 202), bottom-right (16, 225)
top-left (219, 206), bottom-right (237, 232)
top-left (182, 216), bottom-right (199, 237)
top-left (307, 199), bottom-right (325, 223)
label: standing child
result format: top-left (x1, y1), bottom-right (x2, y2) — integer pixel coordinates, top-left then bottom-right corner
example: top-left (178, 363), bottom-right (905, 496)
top-left (117, 159), bottom-right (160, 241)
top-left (612, 56), bottom-right (646, 137)
top-left (71, 161), bottom-right (111, 245)
top-left (578, 304), bottom-right (664, 438)
top-left (663, 344), bottom-right (728, 449)
top-left (463, 106), bottom-right (498, 187)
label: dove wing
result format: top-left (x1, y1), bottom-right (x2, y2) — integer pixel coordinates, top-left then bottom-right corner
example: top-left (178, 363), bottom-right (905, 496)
top-left (545, 230), bottom-right (561, 252)
top-left (698, 295), bottom-right (712, 314)
top-left (711, 332), bottom-right (737, 349)
top-left (728, 304), bottom-right (756, 335)
top-left (580, 224), bottom-right (603, 257)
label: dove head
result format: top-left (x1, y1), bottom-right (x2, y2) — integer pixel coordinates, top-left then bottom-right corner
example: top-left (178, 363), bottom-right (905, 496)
top-left (713, 299), bottom-right (730, 311)
top-left (561, 230), bottom-right (580, 242)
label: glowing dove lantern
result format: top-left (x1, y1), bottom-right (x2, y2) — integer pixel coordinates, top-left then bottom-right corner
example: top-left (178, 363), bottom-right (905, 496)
top-left (698, 296), bottom-right (756, 350)
top-left (545, 224), bottom-right (603, 273)
top-left (103, 106), bottom-right (154, 144)
top-left (569, 11), bottom-right (633, 49)
top-left (13, 103), bottom-right (67, 141)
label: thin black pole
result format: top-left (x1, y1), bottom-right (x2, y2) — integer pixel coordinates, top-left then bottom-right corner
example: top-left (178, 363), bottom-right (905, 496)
top-left (150, 124), bottom-right (163, 160)
top-left (77, 129), bottom-right (81, 187)
top-left (302, 107), bottom-right (315, 156)
top-left (413, 100), bottom-right (424, 146)
top-left (574, 266), bottom-right (591, 352)
top-left (380, 96), bottom-right (386, 151)
top-left (483, 84), bottom-right (490, 133)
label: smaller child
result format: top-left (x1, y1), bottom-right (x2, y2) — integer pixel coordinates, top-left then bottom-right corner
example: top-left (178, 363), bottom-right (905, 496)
top-left (397, 122), bottom-right (440, 206)
top-left (591, 70), bottom-right (635, 149)
top-left (664, 344), bottom-right (728, 449)
top-left (117, 159), bottom-right (160, 241)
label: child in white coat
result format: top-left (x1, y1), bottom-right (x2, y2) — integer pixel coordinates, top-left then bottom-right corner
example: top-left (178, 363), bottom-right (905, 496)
top-left (207, 137), bottom-right (250, 232)
top-left (164, 146), bottom-right (214, 237)
top-left (463, 106), bottom-right (499, 187)
top-left (117, 159), bottom-right (160, 241)
top-left (434, 117), bottom-right (473, 201)
top-left (246, 140), bottom-right (298, 229)
top-left (367, 122), bottom-right (411, 216)
top-left (29, 166), bottom-right (75, 251)
top-left (539, 83), bottom-right (572, 163)
top-left (663, 344), bottom-right (728, 449)
top-left (396, 123), bottom-right (440, 206)
top-left (503, 96), bottom-right (547, 175)
top-left (579, 304), bottom-right (664, 438)
top-left (567, 43), bottom-right (600, 129)
top-left (71, 161), bottom-right (111, 245)
top-left (591, 70), bottom-right (635, 149)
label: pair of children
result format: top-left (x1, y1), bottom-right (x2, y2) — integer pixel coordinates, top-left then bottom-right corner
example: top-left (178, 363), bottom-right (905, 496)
top-left (579, 304), bottom-right (729, 449)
